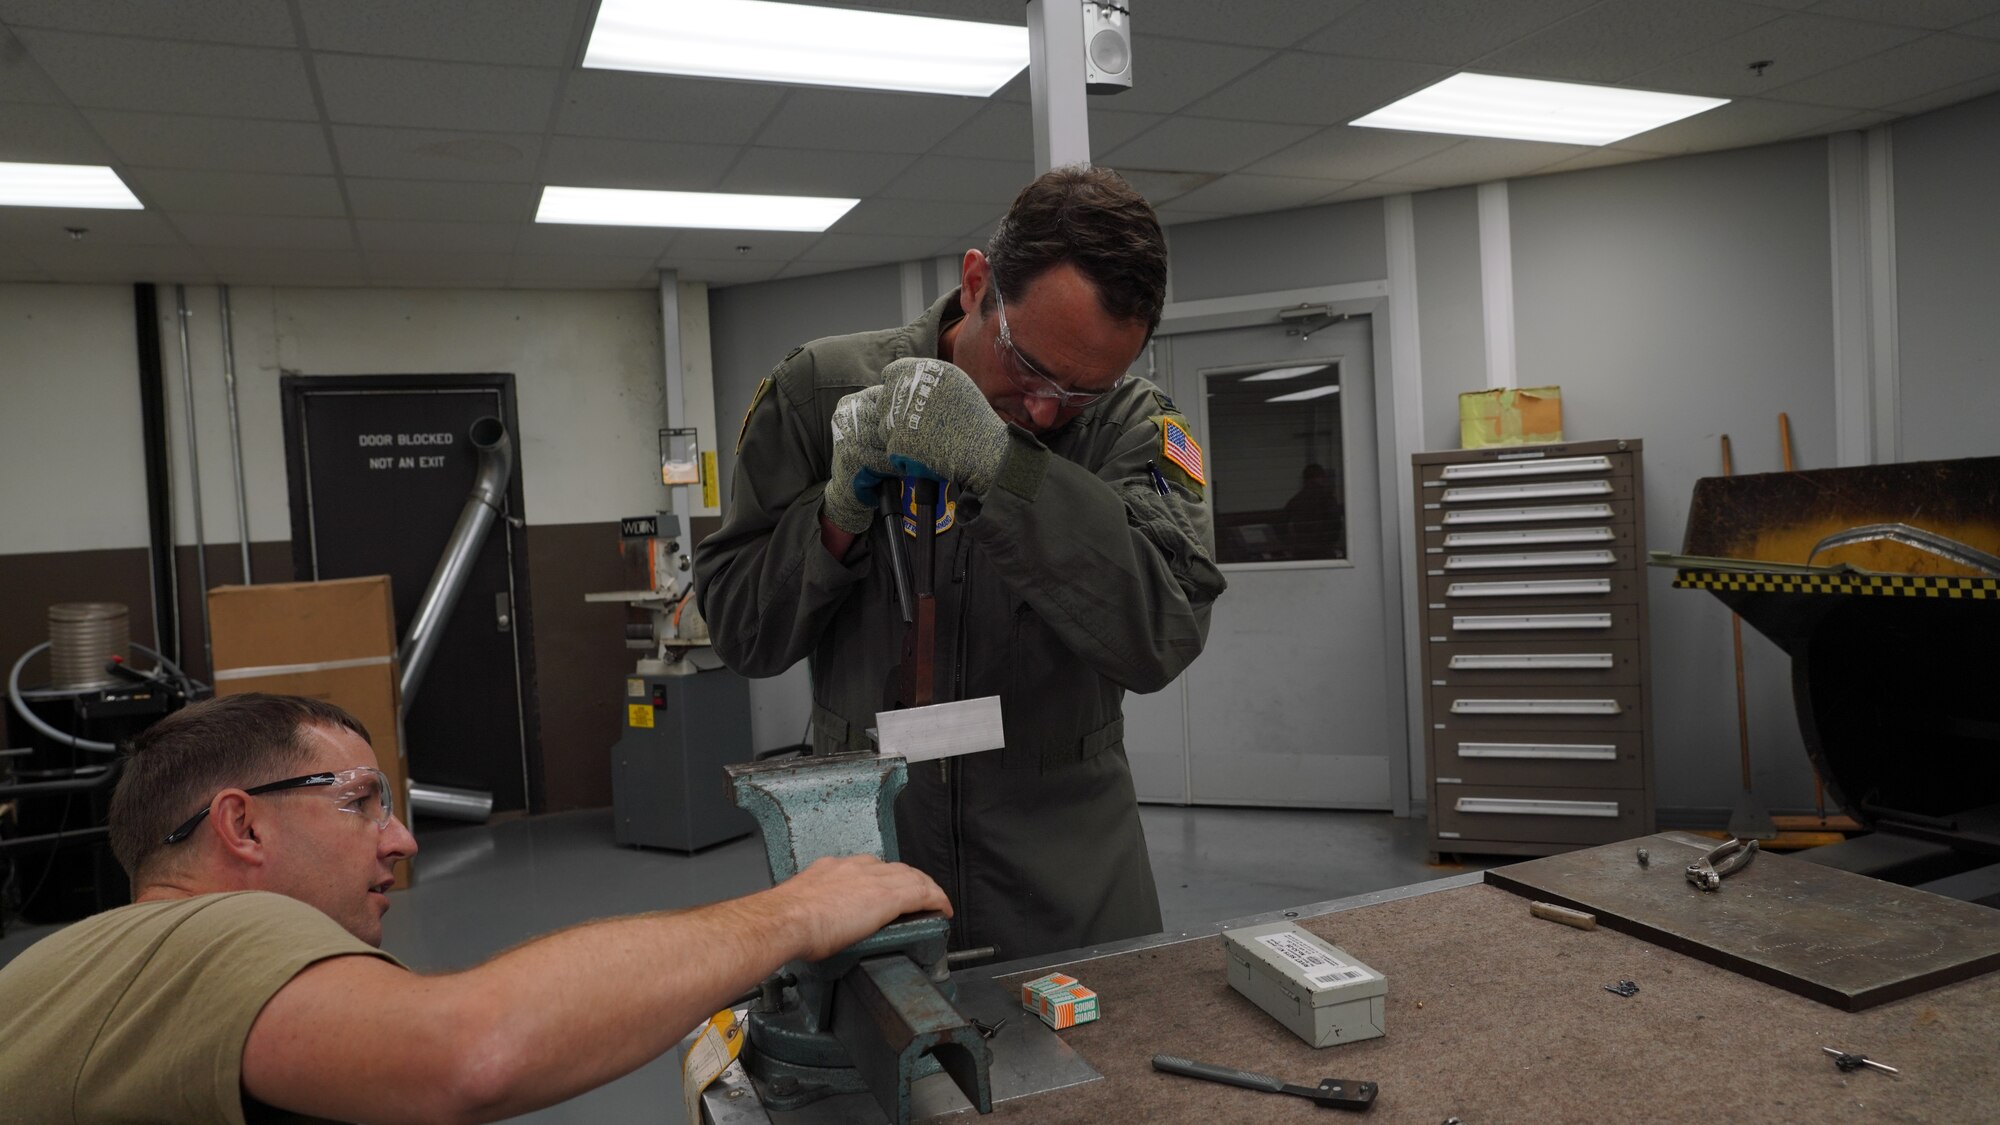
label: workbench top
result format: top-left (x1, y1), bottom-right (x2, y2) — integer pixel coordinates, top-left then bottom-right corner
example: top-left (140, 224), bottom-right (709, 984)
top-left (983, 880), bottom-right (2000, 1123)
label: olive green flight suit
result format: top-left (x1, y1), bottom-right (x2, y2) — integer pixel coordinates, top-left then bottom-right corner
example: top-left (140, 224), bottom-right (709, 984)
top-left (693, 290), bottom-right (1225, 961)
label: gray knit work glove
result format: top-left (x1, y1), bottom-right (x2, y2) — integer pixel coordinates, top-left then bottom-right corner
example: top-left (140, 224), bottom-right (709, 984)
top-left (878, 357), bottom-right (1010, 495)
top-left (823, 385), bottom-right (894, 535)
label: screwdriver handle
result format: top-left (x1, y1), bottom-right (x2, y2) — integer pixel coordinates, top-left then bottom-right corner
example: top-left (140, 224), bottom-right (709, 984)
top-left (1152, 1055), bottom-right (1284, 1094)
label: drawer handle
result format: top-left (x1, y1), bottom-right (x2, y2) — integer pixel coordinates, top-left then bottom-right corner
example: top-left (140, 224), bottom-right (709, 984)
top-left (1442, 479), bottom-right (1614, 504)
top-left (1449, 653), bottom-right (1614, 670)
top-left (1455, 797), bottom-right (1620, 817)
top-left (1447, 579), bottom-right (1612, 598)
top-left (1458, 741), bottom-right (1619, 760)
top-left (1453, 613), bottom-right (1614, 631)
top-left (1440, 456), bottom-right (1612, 481)
top-left (1451, 699), bottom-right (1623, 715)
top-left (1445, 527), bottom-right (1614, 548)
top-left (1444, 550), bottom-right (1616, 570)
top-left (1443, 503), bottom-right (1614, 525)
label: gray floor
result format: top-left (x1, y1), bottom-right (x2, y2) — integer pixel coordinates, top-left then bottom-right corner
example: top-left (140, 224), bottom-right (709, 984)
top-left (2, 805), bottom-right (1487, 1123)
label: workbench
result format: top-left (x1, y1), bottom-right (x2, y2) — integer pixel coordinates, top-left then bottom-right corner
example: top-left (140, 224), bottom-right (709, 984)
top-left (708, 855), bottom-right (2000, 1123)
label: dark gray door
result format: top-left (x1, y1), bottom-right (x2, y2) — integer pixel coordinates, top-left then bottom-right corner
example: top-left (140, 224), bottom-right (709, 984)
top-left (280, 375), bottom-right (539, 814)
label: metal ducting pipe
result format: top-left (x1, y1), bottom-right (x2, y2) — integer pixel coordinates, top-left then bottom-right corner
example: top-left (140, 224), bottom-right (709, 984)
top-left (398, 416), bottom-right (512, 822)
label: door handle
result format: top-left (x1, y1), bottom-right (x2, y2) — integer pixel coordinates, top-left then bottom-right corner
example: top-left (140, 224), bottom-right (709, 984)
top-left (495, 592), bottom-right (512, 632)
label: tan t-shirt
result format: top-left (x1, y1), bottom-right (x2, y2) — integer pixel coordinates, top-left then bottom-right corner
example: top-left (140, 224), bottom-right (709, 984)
top-left (0, 891), bottom-right (400, 1124)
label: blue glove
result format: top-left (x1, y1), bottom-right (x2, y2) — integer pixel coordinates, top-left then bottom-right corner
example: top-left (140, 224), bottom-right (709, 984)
top-left (823, 385), bottom-right (894, 534)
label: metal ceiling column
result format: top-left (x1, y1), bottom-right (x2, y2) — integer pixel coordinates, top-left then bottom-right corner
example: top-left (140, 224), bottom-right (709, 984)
top-left (1025, 0), bottom-right (1091, 172)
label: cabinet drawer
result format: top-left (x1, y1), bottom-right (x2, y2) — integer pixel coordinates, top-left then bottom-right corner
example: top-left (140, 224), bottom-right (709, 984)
top-left (1431, 729), bottom-right (1647, 789)
top-left (1422, 521), bottom-right (1637, 554)
top-left (1426, 639), bottom-right (1643, 687)
top-left (1432, 783), bottom-right (1648, 846)
top-left (1432, 684), bottom-right (1645, 731)
top-left (1423, 568), bottom-right (1643, 608)
top-left (1423, 498), bottom-right (1637, 531)
top-left (1423, 475), bottom-right (1635, 511)
top-left (1423, 546), bottom-right (1638, 576)
top-left (1425, 604), bottom-right (1639, 641)
top-left (1418, 450), bottom-right (1633, 486)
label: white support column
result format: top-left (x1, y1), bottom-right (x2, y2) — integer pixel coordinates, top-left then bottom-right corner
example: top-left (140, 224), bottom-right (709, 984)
top-left (1827, 128), bottom-right (1900, 467)
top-left (658, 268), bottom-right (688, 518)
top-left (1026, 0), bottom-right (1091, 172)
top-left (900, 260), bottom-right (925, 323)
top-left (1476, 181), bottom-right (1516, 390)
top-left (1385, 192), bottom-right (1426, 819)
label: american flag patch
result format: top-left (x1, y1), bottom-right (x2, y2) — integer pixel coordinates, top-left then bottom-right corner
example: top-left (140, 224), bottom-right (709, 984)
top-left (1160, 418), bottom-right (1204, 484)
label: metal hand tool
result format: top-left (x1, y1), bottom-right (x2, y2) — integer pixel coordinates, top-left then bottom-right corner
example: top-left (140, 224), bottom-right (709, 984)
top-left (1151, 1055), bottom-right (1377, 1111)
top-left (1823, 1046), bottom-right (1899, 1075)
top-left (1685, 836), bottom-right (1758, 891)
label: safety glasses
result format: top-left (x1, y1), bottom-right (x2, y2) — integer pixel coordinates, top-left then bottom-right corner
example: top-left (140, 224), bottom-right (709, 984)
top-left (990, 273), bottom-right (1129, 409)
top-left (162, 766), bottom-right (395, 845)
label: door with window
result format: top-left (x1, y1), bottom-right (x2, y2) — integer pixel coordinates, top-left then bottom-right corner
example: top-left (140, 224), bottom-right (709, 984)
top-left (1125, 315), bottom-right (1396, 808)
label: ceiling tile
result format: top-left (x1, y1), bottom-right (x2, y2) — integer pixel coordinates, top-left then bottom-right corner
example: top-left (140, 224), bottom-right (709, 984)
top-left (1098, 117), bottom-right (1319, 174)
top-left (343, 178), bottom-right (538, 222)
top-left (1243, 125), bottom-right (1460, 180)
top-left (0, 253), bottom-right (52, 281)
top-left (538, 134), bottom-right (737, 190)
top-left (364, 250), bottom-right (512, 285)
top-left (659, 256), bottom-right (786, 287)
top-left (1473, 0), bottom-right (1783, 83)
top-left (1613, 96), bottom-right (1868, 154)
top-left (1377, 138), bottom-right (1590, 184)
top-left (1528, 147), bottom-right (1667, 176)
top-left (15, 29), bottom-right (319, 118)
top-left (333, 125), bottom-right (545, 183)
top-left (201, 247), bottom-right (366, 285)
top-left (315, 57), bottom-right (561, 133)
top-left (1165, 173), bottom-right (1356, 214)
top-left (29, 242), bottom-right (215, 281)
top-left (1794, 108), bottom-right (1895, 132)
top-left (1960, 12), bottom-right (2000, 36)
top-left (1804, 0), bottom-right (2000, 31)
top-left (1186, 51), bottom-right (1450, 125)
top-left (796, 232), bottom-right (955, 263)
top-left (1886, 69), bottom-right (2000, 112)
top-left (714, 147), bottom-right (919, 198)
top-left (1142, 0), bottom-right (1363, 48)
top-left (354, 219), bottom-right (519, 254)
top-left (506, 254), bottom-right (658, 289)
top-left (1317, 179), bottom-right (1431, 202)
top-left (174, 214), bottom-right (356, 250)
top-left (123, 169), bottom-right (347, 216)
top-left (1093, 36), bottom-right (1276, 115)
top-left (513, 221), bottom-right (679, 258)
top-left (1153, 206), bottom-right (1231, 227)
top-left (826, 198), bottom-right (999, 238)
top-left (1113, 168), bottom-right (1220, 206)
top-left (0, 26), bottom-right (61, 102)
top-left (0, 102), bottom-right (113, 162)
top-left (1763, 32), bottom-right (2000, 106)
top-left (1089, 109), bottom-right (1172, 155)
top-left (1301, 0), bottom-right (1600, 66)
top-left (297, 0), bottom-right (585, 66)
top-left (86, 110), bottom-right (336, 173)
top-left (932, 101), bottom-right (1032, 159)
top-left (775, 258), bottom-right (878, 280)
top-left (664, 229), bottom-right (820, 259)
top-left (553, 71), bottom-right (784, 145)
top-left (0, 0), bottom-right (298, 46)
top-left (0, 206), bottom-right (184, 248)
top-left (751, 89), bottom-right (984, 155)
top-left (1627, 14), bottom-right (1927, 97)
top-left (812, 0), bottom-right (1020, 22)
top-left (877, 154), bottom-right (1036, 205)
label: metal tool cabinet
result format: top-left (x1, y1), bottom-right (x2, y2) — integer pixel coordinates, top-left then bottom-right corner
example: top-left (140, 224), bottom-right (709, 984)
top-left (1412, 439), bottom-right (1656, 860)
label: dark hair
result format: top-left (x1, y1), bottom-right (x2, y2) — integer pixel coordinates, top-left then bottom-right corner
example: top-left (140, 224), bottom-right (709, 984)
top-left (109, 694), bottom-right (370, 881)
top-left (985, 165), bottom-right (1168, 335)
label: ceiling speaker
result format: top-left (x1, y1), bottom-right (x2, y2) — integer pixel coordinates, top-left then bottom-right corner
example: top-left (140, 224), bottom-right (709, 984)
top-left (1083, 1), bottom-right (1132, 95)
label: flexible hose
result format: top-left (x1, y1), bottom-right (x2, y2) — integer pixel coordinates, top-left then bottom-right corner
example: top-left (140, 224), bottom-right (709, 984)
top-left (8, 642), bottom-right (198, 754)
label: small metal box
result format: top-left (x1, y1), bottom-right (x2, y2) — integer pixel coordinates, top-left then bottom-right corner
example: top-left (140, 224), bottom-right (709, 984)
top-left (1223, 921), bottom-right (1386, 1048)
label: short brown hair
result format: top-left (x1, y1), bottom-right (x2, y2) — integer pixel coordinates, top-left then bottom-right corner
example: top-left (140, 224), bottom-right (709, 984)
top-left (109, 694), bottom-right (370, 881)
top-left (985, 165), bottom-right (1168, 335)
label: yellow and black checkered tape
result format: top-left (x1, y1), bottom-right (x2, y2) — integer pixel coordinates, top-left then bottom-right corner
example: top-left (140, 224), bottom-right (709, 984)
top-left (1673, 569), bottom-right (2000, 600)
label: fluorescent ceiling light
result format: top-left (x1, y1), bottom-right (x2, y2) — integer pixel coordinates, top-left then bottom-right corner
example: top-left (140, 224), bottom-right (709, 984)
top-left (1352, 73), bottom-right (1728, 146)
top-left (1266, 385), bottom-right (1342, 404)
top-left (584, 0), bottom-right (1029, 97)
top-left (1241, 365), bottom-right (1331, 383)
top-left (0, 161), bottom-right (142, 209)
top-left (536, 186), bottom-right (857, 231)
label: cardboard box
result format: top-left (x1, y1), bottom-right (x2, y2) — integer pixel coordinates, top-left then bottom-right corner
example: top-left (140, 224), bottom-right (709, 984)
top-left (1223, 921), bottom-right (1384, 1048)
top-left (1020, 972), bottom-right (1100, 1029)
top-left (1459, 386), bottom-right (1564, 448)
top-left (207, 576), bottom-right (412, 889)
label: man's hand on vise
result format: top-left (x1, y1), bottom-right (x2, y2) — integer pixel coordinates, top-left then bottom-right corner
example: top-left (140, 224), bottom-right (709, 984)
top-left (823, 385), bottom-right (894, 534)
top-left (775, 854), bottom-right (952, 962)
top-left (878, 357), bottom-right (1010, 495)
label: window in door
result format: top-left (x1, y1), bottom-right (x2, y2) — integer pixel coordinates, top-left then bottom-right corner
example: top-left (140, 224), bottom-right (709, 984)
top-left (1203, 360), bottom-right (1346, 564)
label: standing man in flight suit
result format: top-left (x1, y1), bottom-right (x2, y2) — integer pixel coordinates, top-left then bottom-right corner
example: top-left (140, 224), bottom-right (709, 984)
top-left (694, 166), bottom-right (1225, 962)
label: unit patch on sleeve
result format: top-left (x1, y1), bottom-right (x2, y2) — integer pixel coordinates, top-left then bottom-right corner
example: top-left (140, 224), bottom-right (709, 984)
top-left (1159, 417), bottom-right (1206, 486)
top-left (735, 376), bottom-right (773, 454)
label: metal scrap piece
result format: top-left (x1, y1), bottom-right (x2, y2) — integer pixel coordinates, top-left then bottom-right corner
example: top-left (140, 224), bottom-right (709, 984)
top-left (1604, 979), bottom-right (1640, 998)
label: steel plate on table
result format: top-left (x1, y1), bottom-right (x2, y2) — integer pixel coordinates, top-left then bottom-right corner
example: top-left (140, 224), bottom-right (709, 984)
top-left (1485, 831), bottom-right (2000, 1010)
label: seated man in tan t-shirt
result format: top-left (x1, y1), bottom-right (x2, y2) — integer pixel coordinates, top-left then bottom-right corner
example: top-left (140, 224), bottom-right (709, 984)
top-left (0, 693), bottom-right (949, 1124)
